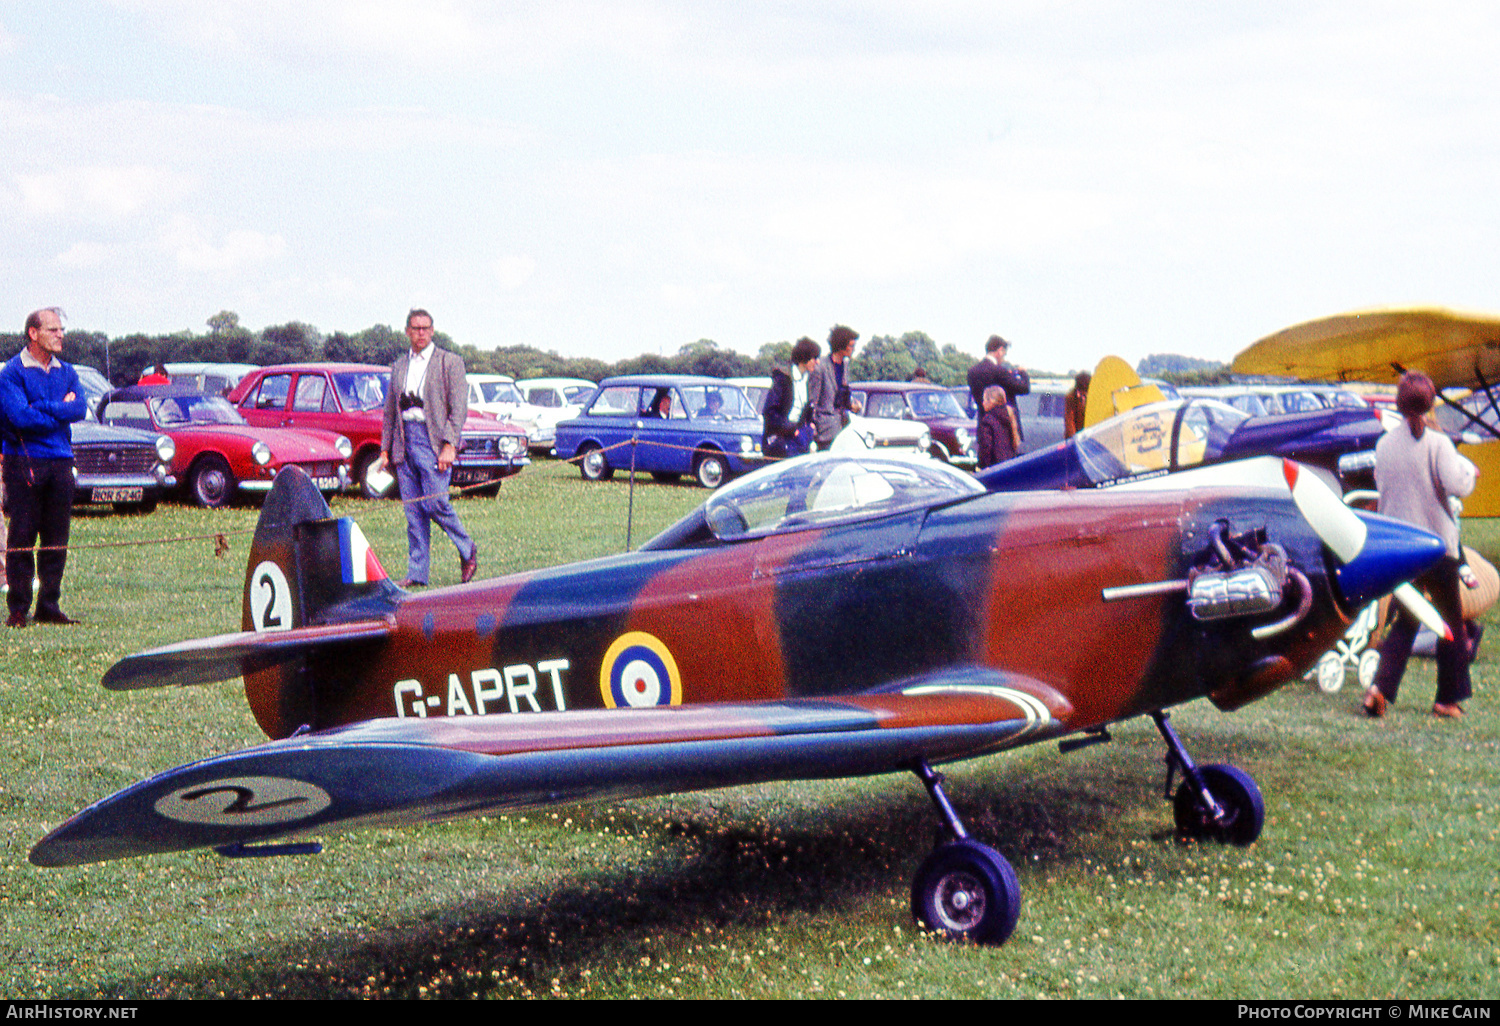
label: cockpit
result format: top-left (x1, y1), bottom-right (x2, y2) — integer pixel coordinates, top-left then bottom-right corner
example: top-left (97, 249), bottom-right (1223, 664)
top-left (641, 453), bottom-right (985, 549)
top-left (1071, 399), bottom-right (1250, 485)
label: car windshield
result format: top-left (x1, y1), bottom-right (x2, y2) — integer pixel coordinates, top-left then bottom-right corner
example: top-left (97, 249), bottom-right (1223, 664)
top-left (150, 394), bottom-right (247, 427)
top-left (679, 385), bottom-right (758, 420)
top-left (907, 390), bottom-right (967, 418)
top-left (1072, 399), bottom-right (1249, 485)
top-left (332, 371), bottom-right (388, 412)
top-left (477, 380), bottom-right (521, 404)
top-left (702, 453), bottom-right (983, 539)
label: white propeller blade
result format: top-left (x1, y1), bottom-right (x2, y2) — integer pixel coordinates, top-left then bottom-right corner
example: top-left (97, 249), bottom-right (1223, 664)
top-left (1281, 460), bottom-right (1452, 642)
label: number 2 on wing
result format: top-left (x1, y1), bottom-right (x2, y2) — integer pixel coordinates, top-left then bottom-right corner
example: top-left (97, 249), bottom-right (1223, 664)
top-left (250, 561), bottom-right (292, 632)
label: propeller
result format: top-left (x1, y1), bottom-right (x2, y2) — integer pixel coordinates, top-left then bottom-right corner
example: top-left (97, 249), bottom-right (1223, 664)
top-left (1280, 460), bottom-right (1452, 641)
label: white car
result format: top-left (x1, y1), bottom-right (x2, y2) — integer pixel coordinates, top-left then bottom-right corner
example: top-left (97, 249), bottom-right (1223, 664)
top-left (515, 377), bottom-right (598, 453)
top-left (467, 374), bottom-right (553, 449)
top-left (729, 376), bottom-right (930, 456)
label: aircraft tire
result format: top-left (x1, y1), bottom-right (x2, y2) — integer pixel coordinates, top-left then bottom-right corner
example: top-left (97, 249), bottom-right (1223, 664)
top-left (911, 839), bottom-right (1021, 945)
top-left (1173, 764), bottom-right (1264, 846)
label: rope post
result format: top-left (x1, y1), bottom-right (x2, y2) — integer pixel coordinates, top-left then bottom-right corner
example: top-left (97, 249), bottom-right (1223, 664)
top-left (626, 432), bottom-right (638, 551)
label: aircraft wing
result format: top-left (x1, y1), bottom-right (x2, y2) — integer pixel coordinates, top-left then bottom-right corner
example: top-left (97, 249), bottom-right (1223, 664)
top-left (31, 667), bottom-right (1072, 867)
top-left (1232, 306), bottom-right (1500, 389)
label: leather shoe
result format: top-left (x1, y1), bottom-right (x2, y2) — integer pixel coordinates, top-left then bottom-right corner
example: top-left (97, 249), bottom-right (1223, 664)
top-left (1432, 702), bottom-right (1465, 719)
top-left (397, 578), bottom-right (426, 589)
top-left (461, 544), bottom-right (479, 584)
top-left (5, 611), bottom-right (26, 628)
top-left (1362, 686), bottom-right (1387, 718)
top-left (35, 609), bottom-right (80, 626)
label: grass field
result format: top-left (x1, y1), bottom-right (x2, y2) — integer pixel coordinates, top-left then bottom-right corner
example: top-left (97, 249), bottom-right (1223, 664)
top-left (2, 460), bottom-right (1497, 999)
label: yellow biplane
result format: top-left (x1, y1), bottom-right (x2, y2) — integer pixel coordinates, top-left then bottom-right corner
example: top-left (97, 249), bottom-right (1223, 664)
top-left (1232, 307), bottom-right (1500, 517)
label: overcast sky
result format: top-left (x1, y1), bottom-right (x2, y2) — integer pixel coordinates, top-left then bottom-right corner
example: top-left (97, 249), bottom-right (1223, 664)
top-left (2, 1), bottom-right (1497, 373)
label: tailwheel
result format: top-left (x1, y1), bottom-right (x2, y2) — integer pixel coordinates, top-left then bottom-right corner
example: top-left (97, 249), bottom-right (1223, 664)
top-left (911, 839), bottom-right (1021, 945)
top-left (1173, 763), bottom-right (1265, 846)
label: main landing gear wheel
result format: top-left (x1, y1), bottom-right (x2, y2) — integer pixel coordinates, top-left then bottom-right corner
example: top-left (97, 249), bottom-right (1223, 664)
top-left (906, 760), bottom-right (1021, 946)
top-left (911, 839), bottom-right (1021, 945)
top-left (1173, 763), bottom-right (1265, 846)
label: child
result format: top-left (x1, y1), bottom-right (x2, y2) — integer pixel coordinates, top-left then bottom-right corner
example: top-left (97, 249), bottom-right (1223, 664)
top-left (977, 384), bottom-right (1020, 469)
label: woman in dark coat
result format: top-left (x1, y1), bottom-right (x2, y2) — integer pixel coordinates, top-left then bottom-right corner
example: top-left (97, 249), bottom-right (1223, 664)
top-left (763, 337), bottom-right (820, 458)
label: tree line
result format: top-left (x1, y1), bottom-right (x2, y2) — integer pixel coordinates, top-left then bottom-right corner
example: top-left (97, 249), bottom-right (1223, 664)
top-left (1, 310), bottom-right (1215, 388)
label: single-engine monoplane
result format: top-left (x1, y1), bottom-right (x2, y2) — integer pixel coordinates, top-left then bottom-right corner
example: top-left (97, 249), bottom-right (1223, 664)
top-left (32, 453), bottom-right (1447, 945)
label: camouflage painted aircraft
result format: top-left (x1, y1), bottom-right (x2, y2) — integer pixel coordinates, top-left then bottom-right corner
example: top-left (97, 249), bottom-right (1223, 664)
top-left (31, 453), bottom-right (1446, 945)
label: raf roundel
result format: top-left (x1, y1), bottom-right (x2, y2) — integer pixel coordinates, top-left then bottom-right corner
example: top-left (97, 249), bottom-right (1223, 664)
top-left (600, 631), bottom-right (682, 709)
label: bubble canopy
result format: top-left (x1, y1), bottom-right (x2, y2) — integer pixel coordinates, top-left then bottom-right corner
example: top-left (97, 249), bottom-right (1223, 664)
top-left (696, 453), bottom-right (985, 541)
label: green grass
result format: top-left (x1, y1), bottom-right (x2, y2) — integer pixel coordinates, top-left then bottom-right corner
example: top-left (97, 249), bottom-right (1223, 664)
top-left (2, 461), bottom-right (1497, 999)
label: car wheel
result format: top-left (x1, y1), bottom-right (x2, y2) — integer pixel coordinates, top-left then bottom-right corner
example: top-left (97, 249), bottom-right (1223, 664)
top-left (188, 455), bottom-right (235, 509)
top-left (356, 451), bottom-right (395, 499)
top-left (579, 445), bottom-right (613, 482)
top-left (693, 450), bottom-right (728, 489)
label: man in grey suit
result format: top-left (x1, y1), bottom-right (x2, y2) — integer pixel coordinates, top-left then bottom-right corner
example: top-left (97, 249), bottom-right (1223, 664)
top-left (808, 324), bottom-right (858, 448)
top-left (379, 309), bottom-right (479, 588)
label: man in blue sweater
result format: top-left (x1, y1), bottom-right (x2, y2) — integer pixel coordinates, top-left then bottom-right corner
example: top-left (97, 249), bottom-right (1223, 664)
top-left (0, 308), bottom-right (87, 626)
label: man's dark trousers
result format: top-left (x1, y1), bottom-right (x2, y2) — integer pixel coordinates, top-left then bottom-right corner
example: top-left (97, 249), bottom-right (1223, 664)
top-left (5, 456), bottom-right (73, 619)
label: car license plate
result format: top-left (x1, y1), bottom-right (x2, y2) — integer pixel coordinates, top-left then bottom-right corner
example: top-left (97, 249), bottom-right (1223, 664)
top-left (452, 469), bottom-right (491, 484)
top-left (91, 487), bottom-right (143, 503)
top-left (311, 477), bottom-right (339, 491)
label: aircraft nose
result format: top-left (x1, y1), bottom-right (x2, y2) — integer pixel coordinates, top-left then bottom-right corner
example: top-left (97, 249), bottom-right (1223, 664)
top-left (1332, 511), bottom-right (1448, 609)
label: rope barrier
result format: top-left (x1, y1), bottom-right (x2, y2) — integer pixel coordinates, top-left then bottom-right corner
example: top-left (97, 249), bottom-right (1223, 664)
top-left (0, 435), bottom-right (787, 561)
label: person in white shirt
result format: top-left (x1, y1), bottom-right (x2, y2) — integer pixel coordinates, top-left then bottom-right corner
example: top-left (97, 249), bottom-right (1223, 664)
top-left (379, 309), bottom-right (478, 588)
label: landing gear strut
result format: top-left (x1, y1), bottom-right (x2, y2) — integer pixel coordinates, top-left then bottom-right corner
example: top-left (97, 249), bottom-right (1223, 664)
top-left (907, 760), bottom-right (1021, 945)
top-left (1152, 711), bottom-right (1265, 846)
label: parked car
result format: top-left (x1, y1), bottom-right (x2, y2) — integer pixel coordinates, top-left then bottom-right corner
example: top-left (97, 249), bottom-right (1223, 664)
top-left (68, 366), bottom-right (178, 513)
top-left (848, 382), bottom-right (977, 467)
top-left (727, 376), bottom-right (772, 413)
top-left (467, 373), bottom-right (561, 451)
top-left (731, 375), bottom-right (930, 455)
top-left (70, 420), bottom-right (177, 513)
top-left (553, 375), bottom-right (765, 487)
top-left (227, 363), bottom-right (530, 497)
top-left (514, 377), bottom-right (598, 453)
top-left (163, 363), bottom-right (261, 396)
top-left (97, 385), bottom-right (352, 508)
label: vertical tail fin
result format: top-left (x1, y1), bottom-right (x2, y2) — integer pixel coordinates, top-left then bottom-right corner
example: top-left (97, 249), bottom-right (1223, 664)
top-left (243, 467), bottom-right (401, 736)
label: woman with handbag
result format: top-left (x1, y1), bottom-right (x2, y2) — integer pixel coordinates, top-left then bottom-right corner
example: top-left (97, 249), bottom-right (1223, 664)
top-left (1364, 371), bottom-right (1479, 719)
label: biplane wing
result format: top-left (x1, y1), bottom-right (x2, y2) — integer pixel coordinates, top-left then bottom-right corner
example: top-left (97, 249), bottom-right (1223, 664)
top-left (1231, 306), bottom-right (1500, 388)
top-left (30, 668), bottom-right (1071, 867)
top-left (1233, 306), bottom-right (1500, 516)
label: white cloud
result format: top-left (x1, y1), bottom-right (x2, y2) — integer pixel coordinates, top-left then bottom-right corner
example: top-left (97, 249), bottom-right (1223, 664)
top-left (492, 255), bottom-right (536, 290)
top-left (54, 242), bottom-right (114, 269)
top-left (159, 216), bottom-right (287, 272)
top-left (11, 166), bottom-right (172, 221)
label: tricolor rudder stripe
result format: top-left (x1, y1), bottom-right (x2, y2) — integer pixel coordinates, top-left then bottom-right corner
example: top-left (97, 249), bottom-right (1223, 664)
top-left (338, 518), bottom-right (387, 584)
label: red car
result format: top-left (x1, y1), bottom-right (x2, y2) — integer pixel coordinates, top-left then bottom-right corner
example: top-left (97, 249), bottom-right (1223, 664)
top-left (97, 385), bottom-right (352, 508)
top-left (227, 363), bottom-right (530, 497)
